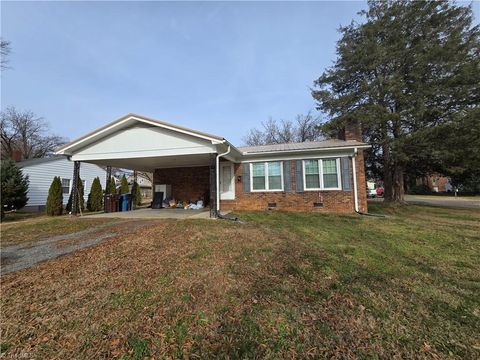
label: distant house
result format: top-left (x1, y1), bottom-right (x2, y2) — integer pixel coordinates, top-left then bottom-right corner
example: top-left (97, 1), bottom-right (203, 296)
top-left (18, 156), bottom-right (106, 211)
top-left (416, 175), bottom-right (453, 192)
top-left (127, 173), bottom-right (153, 199)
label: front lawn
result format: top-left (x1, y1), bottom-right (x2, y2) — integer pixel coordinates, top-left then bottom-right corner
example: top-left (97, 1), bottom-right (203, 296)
top-left (1, 216), bottom-right (115, 246)
top-left (1, 203), bottom-right (479, 359)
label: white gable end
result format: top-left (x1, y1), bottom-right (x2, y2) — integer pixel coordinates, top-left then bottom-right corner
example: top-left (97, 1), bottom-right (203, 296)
top-left (71, 124), bottom-right (217, 162)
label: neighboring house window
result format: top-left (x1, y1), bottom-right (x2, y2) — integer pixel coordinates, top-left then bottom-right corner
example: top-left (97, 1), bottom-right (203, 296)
top-left (250, 161), bottom-right (283, 191)
top-left (61, 178), bottom-right (71, 194)
top-left (303, 158), bottom-right (341, 190)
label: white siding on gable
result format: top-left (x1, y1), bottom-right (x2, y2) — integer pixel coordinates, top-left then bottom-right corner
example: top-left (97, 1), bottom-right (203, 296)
top-left (20, 158), bottom-right (106, 207)
top-left (71, 124), bottom-right (217, 162)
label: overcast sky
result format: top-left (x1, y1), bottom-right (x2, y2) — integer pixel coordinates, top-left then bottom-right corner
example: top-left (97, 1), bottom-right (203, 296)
top-left (1, 1), bottom-right (478, 146)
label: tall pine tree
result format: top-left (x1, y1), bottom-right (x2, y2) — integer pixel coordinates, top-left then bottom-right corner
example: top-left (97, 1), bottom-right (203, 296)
top-left (1, 160), bottom-right (29, 219)
top-left (313, 0), bottom-right (479, 201)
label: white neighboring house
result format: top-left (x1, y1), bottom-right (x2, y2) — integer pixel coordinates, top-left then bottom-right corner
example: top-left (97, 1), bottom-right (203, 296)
top-left (18, 156), bottom-right (106, 211)
top-left (127, 173), bottom-right (153, 199)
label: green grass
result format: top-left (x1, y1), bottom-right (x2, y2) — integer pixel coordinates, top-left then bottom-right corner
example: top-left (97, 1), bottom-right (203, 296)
top-left (1, 203), bottom-right (479, 358)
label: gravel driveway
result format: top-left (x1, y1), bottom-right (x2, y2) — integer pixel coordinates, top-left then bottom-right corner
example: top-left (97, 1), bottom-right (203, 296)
top-left (1, 220), bottom-right (153, 274)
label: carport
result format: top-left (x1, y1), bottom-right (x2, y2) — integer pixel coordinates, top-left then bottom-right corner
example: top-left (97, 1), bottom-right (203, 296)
top-left (55, 114), bottom-right (241, 217)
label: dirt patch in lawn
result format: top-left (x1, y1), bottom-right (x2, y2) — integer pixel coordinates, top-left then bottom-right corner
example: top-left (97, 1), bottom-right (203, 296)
top-left (1, 219), bottom-right (154, 274)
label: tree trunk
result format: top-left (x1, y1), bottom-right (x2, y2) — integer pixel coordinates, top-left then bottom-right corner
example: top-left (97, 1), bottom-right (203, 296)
top-left (384, 165), bottom-right (405, 202)
top-left (383, 142), bottom-right (405, 203)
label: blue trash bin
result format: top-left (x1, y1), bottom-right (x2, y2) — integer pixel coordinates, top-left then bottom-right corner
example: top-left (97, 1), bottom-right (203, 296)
top-left (121, 194), bottom-right (128, 212)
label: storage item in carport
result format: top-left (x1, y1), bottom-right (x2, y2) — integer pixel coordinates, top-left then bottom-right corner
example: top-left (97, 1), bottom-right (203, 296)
top-left (188, 200), bottom-right (204, 210)
top-left (105, 194), bottom-right (121, 213)
top-left (151, 192), bottom-right (164, 209)
top-left (162, 196), bottom-right (172, 208)
top-left (120, 194), bottom-right (132, 211)
top-left (154, 184), bottom-right (172, 201)
top-left (169, 199), bottom-right (177, 208)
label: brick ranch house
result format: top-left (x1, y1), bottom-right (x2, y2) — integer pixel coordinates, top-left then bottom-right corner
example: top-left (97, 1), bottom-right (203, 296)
top-left (55, 114), bottom-right (370, 216)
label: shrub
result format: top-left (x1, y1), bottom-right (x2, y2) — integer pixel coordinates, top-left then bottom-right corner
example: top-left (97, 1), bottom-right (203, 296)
top-left (46, 176), bottom-right (63, 216)
top-left (1, 160), bottom-right (29, 219)
top-left (107, 176), bottom-right (116, 194)
top-left (120, 175), bottom-right (129, 194)
top-left (66, 175), bottom-right (84, 213)
top-left (131, 181), bottom-right (142, 206)
top-left (87, 177), bottom-right (103, 211)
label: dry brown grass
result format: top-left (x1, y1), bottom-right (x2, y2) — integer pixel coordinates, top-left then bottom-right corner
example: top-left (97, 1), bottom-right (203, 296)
top-left (0, 217), bottom-right (114, 247)
top-left (1, 204), bottom-right (479, 359)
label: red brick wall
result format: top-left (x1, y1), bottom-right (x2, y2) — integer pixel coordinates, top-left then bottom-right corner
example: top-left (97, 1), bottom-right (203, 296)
top-left (355, 150), bottom-right (368, 213)
top-left (153, 166), bottom-right (210, 202)
top-left (221, 155), bottom-right (368, 214)
top-left (153, 153), bottom-right (368, 214)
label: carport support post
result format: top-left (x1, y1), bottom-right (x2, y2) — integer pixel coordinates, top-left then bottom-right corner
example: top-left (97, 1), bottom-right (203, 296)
top-left (104, 166), bottom-right (112, 212)
top-left (133, 170), bottom-right (137, 210)
top-left (71, 161), bottom-right (80, 215)
top-left (209, 153), bottom-right (217, 218)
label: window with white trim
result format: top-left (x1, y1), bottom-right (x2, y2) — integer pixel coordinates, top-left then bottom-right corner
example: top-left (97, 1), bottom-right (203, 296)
top-left (61, 178), bottom-right (71, 194)
top-left (303, 158), bottom-right (341, 190)
top-left (322, 159), bottom-right (339, 188)
top-left (251, 161), bottom-right (283, 191)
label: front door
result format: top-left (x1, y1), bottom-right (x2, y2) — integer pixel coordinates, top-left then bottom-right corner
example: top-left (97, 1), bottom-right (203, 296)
top-left (220, 163), bottom-right (235, 200)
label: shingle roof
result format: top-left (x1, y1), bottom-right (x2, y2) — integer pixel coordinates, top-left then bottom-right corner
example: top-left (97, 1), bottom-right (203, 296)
top-left (239, 139), bottom-right (368, 154)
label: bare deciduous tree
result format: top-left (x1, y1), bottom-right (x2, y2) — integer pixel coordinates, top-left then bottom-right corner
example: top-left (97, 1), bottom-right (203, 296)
top-left (242, 111), bottom-right (322, 146)
top-left (1, 107), bottom-right (68, 160)
top-left (1, 38), bottom-right (11, 70)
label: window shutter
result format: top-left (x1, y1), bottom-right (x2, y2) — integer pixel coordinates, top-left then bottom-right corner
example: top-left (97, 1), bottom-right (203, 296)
top-left (341, 157), bottom-right (351, 191)
top-left (243, 163), bottom-right (250, 192)
top-left (295, 160), bottom-right (304, 192)
top-left (283, 161), bottom-right (291, 192)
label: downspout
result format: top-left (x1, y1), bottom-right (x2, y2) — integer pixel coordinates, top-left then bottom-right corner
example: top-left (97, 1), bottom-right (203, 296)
top-left (352, 148), bottom-right (386, 218)
top-left (352, 148), bottom-right (359, 213)
top-left (216, 142), bottom-right (231, 215)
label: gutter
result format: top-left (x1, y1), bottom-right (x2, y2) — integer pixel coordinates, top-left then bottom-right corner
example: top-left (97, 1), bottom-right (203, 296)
top-left (216, 142), bottom-right (231, 215)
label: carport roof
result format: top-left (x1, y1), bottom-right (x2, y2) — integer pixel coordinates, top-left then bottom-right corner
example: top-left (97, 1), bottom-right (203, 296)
top-left (55, 113), bottom-right (227, 154)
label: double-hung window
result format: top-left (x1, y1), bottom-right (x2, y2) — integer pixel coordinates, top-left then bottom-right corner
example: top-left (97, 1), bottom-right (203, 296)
top-left (303, 158), bottom-right (341, 190)
top-left (251, 161), bottom-right (283, 191)
top-left (61, 178), bottom-right (71, 194)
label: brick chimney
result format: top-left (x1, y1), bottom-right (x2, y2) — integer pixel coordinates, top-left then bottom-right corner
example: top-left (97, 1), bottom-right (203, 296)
top-left (11, 149), bottom-right (23, 162)
top-left (338, 121), bottom-right (362, 142)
